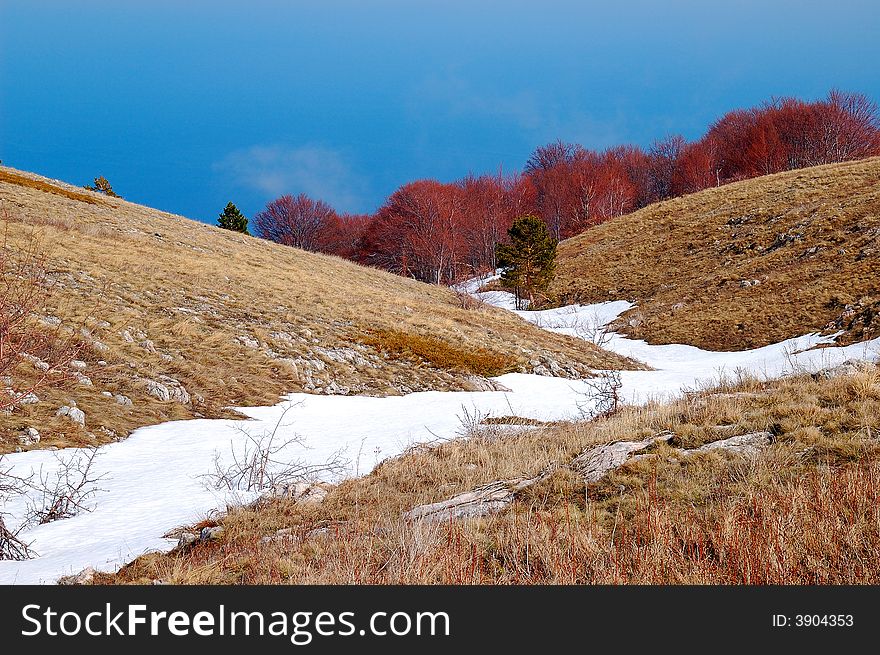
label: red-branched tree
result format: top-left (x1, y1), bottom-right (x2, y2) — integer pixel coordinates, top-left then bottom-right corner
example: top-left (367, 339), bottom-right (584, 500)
top-left (359, 180), bottom-right (466, 284)
top-left (253, 194), bottom-right (337, 252)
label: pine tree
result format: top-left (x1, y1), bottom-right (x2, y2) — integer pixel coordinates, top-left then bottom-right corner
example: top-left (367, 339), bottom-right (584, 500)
top-left (495, 215), bottom-right (557, 309)
top-left (84, 176), bottom-right (119, 198)
top-left (217, 201), bottom-right (249, 234)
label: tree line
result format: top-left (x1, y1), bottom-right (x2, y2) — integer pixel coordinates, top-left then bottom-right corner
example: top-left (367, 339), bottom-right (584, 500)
top-left (220, 90), bottom-right (880, 284)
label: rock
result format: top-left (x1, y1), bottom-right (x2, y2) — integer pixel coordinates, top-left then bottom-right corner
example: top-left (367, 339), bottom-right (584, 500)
top-left (120, 330), bottom-right (134, 343)
top-left (691, 431), bottom-right (773, 456)
top-left (199, 526), bottom-right (224, 542)
top-left (139, 339), bottom-right (156, 353)
top-left (56, 405), bottom-right (86, 426)
top-left (16, 392), bottom-right (40, 405)
top-left (73, 372), bottom-right (93, 386)
top-left (177, 532), bottom-right (198, 548)
top-left (259, 527), bottom-right (298, 545)
top-left (464, 375), bottom-right (512, 392)
top-left (58, 566), bottom-right (96, 585)
top-left (404, 468), bottom-right (553, 523)
top-left (237, 335), bottom-right (260, 349)
top-left (114, 394), bottom-right (133, 406)
top-left (101, 391), bottom-right (113, 398)
top-left (266, 482), bottom-right (332, 505)
top-left (18, 427), bottom-right (41, 446)
top-left (571, 433), bottom-right (674, 483)
top-left (142, 376), bottom-right (190, 404)
top-left (814, 359), bottom-right (875, 380)
top-left (19, 352), bottom-right (48, 370)
top-left (70, 360), bottom-right (88, 370)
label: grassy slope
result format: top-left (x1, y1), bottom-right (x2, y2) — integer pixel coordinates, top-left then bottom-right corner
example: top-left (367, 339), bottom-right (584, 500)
top-left (0, 166), bottom-right (635, 454)
top-left (551, 157), bottom-right (880, 351)
top-left (105, 364), bottom-right (880, 585)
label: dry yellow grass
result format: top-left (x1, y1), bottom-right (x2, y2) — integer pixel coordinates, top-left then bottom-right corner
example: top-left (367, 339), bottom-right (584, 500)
top-left (552, 157), bottom-right (880, 350)
top-left (101, 364), bottom-right (880, 585)
top-left (0, 166), bottom-right (636, 454)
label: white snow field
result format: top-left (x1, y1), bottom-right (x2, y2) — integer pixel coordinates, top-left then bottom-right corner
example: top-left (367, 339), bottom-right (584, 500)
top-left (1, 290), bottom-right (878, 584)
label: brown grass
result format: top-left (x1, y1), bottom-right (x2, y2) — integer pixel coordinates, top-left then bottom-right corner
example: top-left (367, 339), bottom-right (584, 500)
top-left (101, 364), bottom-right (880, 585)
top-left (552, 157), bottom-right (880, 350)
top-left (0, 169), bottom-right (104, 206)
top-left (0, 165), bottom-right (635, 453)
top-left (362, 329), bottom-right (519, 377)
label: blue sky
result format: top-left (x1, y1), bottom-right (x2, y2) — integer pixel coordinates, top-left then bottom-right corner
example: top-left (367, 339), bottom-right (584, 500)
top-left (2, 1), bottom-right (879, 222)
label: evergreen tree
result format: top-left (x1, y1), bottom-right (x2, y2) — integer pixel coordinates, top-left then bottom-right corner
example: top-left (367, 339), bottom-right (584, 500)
top-left (217, 201), bottom-right (249, 234)
top-left (84, 176), bottom-right (119, 198)
top-left (495, 215), bottom-right (557, 309)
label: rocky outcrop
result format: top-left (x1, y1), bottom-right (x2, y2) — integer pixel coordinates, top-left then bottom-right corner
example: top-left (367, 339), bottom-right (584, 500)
top-left (571, 432), bottom-right (674, 483)
top-left (58, 566), bottom-right (96, 585)
top-left (403, 467), bottom-right (555, 523)
top-left (814, 359), bottom-right (876, 380)
top-left (265, 481), bottom-right (333, 505)
top-left (17, 427), bottom-right (41, 446)
top-left (56, 405), bottom-right (86, 426)
top-left (141, 376), bottom-right (191, 404)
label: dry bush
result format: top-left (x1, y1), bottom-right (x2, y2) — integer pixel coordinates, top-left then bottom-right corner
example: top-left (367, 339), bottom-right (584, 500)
top-left (0, 455), bottom-right (34, 560)
top-left (0, 220), bottom-right (82, 411)
top-left (202, 404), bottom-right (347, 494)
top-left (25, 448), bottom-right (105, 525)
top-left (577, 369), bottom-right (623, 418)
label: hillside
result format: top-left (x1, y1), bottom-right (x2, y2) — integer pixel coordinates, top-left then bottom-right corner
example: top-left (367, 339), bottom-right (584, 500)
top-left (551, 157), bottom-right (880, 350)
top-left (0, 166), bottom-right (635, 454)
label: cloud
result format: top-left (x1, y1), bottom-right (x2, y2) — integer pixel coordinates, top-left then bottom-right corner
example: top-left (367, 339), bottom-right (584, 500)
top-left (214, 144), bottom-right (369, 213)
top-left (411, 75), bottom-right (624, 149)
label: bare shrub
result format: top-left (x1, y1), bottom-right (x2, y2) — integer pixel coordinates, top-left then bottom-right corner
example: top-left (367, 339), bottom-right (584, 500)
top-left (202, 404), bottom-right (348, 493)
top-left (452, 287), bottom-right (485, 311)
top-left (577, 369), bottom-right (623, 418)
top-left (0, 515), bottom-right (32, 561)
top-left (0, 214), bottom-right (82, 410)
top-left (0, 455), bottom-right (34, 560)
top-left (573, 314), bottom-right (613, 348)
top-left (25, 448), bottom-right (105, 525)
